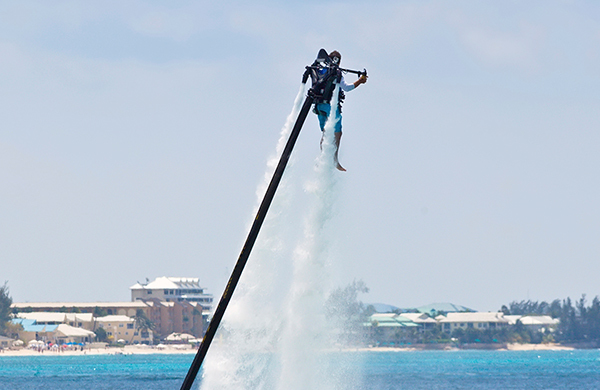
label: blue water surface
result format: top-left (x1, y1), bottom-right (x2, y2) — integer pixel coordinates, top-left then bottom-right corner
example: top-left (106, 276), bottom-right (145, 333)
top-left (2, 350), bottom-right (600, 389)
top-left (0, 354), bottom-right (194, 390)
top-left (359, 349), bottom-right (600, 389)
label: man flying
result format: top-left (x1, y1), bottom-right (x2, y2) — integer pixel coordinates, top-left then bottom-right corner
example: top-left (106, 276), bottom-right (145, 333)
top-left (312, 50), bottom-right (367, 171)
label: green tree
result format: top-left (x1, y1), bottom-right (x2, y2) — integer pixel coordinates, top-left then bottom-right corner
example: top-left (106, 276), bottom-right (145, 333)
top-left (0, 282), bottom-right (13, 336)
top-left (5, 321), bottom-right (23, 340)
top-left (325, 280), bottom-right (370, 345)
top-left (93, 307), bottom-right (108, 317)
top-left (95, 327), bottom-right (108, 342)
top-left (133, 309), bottom-right (155, 343)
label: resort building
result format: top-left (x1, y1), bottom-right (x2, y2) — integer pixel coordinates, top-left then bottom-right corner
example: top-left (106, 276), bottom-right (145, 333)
top-left (10, 276), bottom-right (213, 340)
top-left (12, 301), bottom-right (152, 317)
top-left (10, 318), bottom-right (95, 344)
top-left (504, 315), bottom-right (559, 332)
top-left (12, 299), bottom-right (207, 339)
top-left (0, 335), bottom-right (14, 349)
top-left (436, 312), bottom-right (509, 332)
top-left (95, 315), bottom-right (153, 344)
top-left (130, 277), bottom-right (214, 310)
top-left (17, 312), bottom-right (94, 331)
top-left (399, 312), bottom-right (438, 331)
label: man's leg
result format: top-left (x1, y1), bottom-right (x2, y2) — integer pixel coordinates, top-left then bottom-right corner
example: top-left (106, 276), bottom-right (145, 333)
top-left (334, 131), bottom-right (346, 172)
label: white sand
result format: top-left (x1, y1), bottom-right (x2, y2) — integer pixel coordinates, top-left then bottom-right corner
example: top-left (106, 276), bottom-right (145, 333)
top-left (0, 343), bottom-right (577, 357)
top-left (0, 345), bottom-right (197, 357)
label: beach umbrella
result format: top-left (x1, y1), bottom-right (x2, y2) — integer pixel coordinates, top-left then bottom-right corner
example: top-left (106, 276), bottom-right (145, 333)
top-left (28, 340), bottom-right (41, 347)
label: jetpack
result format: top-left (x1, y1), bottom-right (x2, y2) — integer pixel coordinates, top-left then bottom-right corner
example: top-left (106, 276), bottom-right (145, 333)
top-left (179, 49), bottom-right (367, 390)
top-left (303, 48), bottom-right (368, 103)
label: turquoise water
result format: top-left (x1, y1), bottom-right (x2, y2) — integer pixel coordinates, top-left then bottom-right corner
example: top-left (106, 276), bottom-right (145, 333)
top-left (360, 350), bottom-right (600, 389)
top-left (1, 350), bottom-right (600, 389)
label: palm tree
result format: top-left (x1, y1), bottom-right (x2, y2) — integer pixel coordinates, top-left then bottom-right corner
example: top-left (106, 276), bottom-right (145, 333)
top-left (133, 309), bottom-right (155, 344)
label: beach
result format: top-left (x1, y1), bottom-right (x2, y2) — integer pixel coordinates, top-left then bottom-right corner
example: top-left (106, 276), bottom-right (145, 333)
top-left (363, 343), bottom-right (575, 352)
top-left (0, 342), bottom-right (577, 358)
top-left (0, 344), bottom-right (198, 357)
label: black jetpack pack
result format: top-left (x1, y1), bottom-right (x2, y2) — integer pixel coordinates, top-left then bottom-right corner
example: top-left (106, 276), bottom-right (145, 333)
top-left (303, 48), bottom-right (367, 102)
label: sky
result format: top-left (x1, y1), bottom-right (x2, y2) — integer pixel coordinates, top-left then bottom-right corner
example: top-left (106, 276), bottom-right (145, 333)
top-left (2, 1), bottom-right (600, 312)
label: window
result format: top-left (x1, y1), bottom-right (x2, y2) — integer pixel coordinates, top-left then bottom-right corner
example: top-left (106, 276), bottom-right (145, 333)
top-left (147, 291), bottom-right (152, 295)
top-left (127, 324), bottom-right (134, 329)
top-left (119, 324), bottom-right (124, 328)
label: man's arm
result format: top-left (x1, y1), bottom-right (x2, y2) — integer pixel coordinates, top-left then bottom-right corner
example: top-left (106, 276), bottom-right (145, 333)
top-left (340, 75), bottom-right (368, 92)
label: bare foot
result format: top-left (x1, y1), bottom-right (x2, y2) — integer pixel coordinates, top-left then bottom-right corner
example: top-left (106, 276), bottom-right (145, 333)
top-left (336, 162), bottom-right (347, 172)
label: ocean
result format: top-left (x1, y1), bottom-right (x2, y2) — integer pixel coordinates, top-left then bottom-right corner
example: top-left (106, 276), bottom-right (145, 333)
top-left (2, 350), bottom-right (600, 390)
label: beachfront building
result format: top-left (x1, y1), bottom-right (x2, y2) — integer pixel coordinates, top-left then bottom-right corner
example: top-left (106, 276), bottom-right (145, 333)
top-left (130, 277), bottom-right (214, 310)
top-left (12, 299), bottom-right (206, 339)
top-left (366, 313), bottom-right (420, 345)
top-left (10, 318), bottom-right (95, 344)
top-left (0, 335), bottom-right (15, 349)
top-left (436, 312), bottom-right (509, 332)
top-left (95, 315), bottom-right (153, 344)
top-left (16, 312), bottom-right (94, 331)
top-left (400, 312), bottom-right (438, 331)
top-left (11, 318), bottom-right (58, 343)
top-left (54, 324), bottom-right (96, 344)
top-left (12, 301), bottom-right (152, 317)
top-left (504, 315), bottom-right (559, 332)
top-left (10, 276), bottom-right (212, 340)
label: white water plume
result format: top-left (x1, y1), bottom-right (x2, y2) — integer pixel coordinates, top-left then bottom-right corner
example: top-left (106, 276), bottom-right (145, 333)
top-left (199, 84), bottom-right (350, 390)
top-left (275, 84), bottom-right (343, 390)
top-left (199, 84), bottom-right (306, 390)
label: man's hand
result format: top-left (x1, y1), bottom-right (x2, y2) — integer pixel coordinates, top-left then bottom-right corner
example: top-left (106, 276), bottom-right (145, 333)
top-left (354, 74), bottom-right (368, 88)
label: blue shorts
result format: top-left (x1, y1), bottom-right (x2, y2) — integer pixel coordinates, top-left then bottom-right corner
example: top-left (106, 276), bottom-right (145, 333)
top-left (315, 103), bottom-right (342, 133)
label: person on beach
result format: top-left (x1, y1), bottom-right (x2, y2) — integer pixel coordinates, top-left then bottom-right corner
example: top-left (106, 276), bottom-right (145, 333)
top-left (313, 50), bottom-right (367, 171)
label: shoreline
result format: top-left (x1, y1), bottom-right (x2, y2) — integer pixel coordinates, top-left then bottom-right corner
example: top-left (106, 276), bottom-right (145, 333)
top-left (0, 345), bottom-right (197, 357)
top-left (0, 343), bottom-right (580, 357)
top-left (356, 343), bottom-right (576, 352)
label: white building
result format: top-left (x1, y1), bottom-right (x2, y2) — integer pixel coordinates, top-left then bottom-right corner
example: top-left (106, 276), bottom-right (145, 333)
top-left (17, 312), bottom-right (94, 331)
top-left (505, 315), bottom-right (559, 331)
top-left (437, 312), bottom-right (509, 332)
top-left (95, 315), bottom-right (153, 344)
top-left (130, 277), bottom-right (213, 311)
top-left (400, 312), bottom-right (438, 330)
